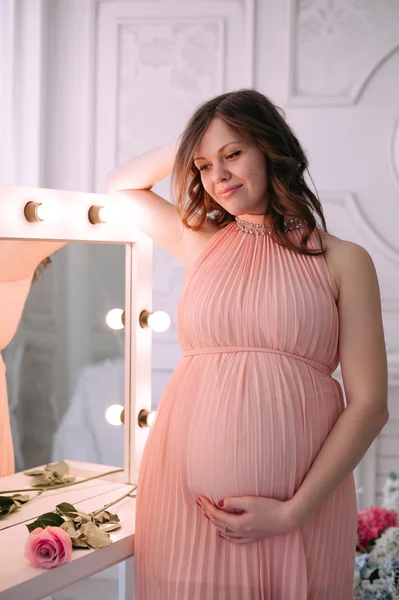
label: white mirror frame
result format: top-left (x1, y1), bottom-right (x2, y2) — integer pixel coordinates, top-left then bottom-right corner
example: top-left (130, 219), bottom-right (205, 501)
top-left (0, 184), bottom-right (152, 484)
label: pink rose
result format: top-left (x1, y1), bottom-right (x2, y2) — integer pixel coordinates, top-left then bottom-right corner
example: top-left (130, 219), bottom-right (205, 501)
top-left (24, 526), bottom-right (73, 569)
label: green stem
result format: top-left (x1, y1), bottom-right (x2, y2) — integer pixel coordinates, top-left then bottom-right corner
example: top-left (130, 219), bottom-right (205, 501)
top-left (0, 468), bottom-right (125, 495)
top-left (32, 491), bottom-right (44, 499)
top-left (92, 485), bottom-right (137, 516)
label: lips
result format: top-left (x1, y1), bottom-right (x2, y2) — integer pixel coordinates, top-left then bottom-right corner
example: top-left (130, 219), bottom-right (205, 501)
top-left (218, 184), bottom-right (242, 198)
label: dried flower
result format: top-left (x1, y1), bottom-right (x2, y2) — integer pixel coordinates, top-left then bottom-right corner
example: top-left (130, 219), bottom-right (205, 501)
top-left (24, 486), bottom-right (136, 570)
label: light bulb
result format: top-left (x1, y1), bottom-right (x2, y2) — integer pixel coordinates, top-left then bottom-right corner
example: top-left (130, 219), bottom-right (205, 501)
top-left (147, 411), bottom-right (157, 427)
top-left (24, 200), bottom-right (62, 223)
top-left (105, 308), bottom-right (124, 330)
top-left (99, 205), bottom-right (112, 222)
top-left (148, 311), bottom-right (171, 332)
top-left (139, 310), bottom-right (171, 332)
top-left (88, 204), bottom-right (113, 224)
top-left (105, 404), bottom-right (124, 426)
top-left (138, 409), bottom-right (157, 428)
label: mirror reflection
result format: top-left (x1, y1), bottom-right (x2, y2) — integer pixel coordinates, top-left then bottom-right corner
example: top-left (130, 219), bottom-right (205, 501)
top-left (1, 242), bottom-right (125, 473)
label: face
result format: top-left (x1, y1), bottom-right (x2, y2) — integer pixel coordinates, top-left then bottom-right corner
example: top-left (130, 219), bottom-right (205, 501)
top-left (193, 118), bottom-right (268, 216)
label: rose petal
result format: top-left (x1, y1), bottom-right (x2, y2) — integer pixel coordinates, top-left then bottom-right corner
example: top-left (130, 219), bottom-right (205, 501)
top-left (24, 525), bottom-right (73, 569)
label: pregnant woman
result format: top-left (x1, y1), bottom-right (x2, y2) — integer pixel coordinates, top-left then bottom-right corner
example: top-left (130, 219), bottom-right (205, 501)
top-left (107, 89), bottom-right (388, 599)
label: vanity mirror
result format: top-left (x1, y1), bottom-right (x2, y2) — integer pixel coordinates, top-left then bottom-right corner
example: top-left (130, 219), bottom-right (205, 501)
top-left (0, 185), bottom-right (154, 485)
top-left (2, 242), bottom-right (126, 471)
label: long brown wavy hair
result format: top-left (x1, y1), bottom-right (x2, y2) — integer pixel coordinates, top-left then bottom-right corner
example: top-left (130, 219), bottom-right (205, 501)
top-left (171, 89), bottom-right (327, 256)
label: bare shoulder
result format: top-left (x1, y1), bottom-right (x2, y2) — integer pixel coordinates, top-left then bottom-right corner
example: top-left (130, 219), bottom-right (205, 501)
top-left (318, 229), bottom-right (378, 301)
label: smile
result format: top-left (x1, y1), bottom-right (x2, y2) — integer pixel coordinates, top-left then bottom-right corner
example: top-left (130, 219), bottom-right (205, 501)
top-left (218, 185), bottom-right (243, 199)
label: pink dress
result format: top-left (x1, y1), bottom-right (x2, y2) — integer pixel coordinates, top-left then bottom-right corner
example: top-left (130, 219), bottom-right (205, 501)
top-left (134, 221), bottom-right (357, 600)
top-left (0, 277), bottom-right (32, 477)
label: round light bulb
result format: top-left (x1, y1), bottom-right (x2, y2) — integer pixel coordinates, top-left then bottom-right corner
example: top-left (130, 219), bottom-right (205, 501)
top-left (147, 411), bottom-right (157, 427)
top-left (147, 311), bottom-right (171, 332)
top-left (24, 200), bottom-right (63, 223)
top-left (105, 308), bottom-right (124, 330)
top-left (88, 204), bottom-right (114, 224)
top-left (105, 404), bottom-right (124, 426)
top-left (98, 205), bottom-right (111, 223)
top-left (36, 201), bottom-right (62, 222)
top-left (138, 409), bottom-right (157, 428)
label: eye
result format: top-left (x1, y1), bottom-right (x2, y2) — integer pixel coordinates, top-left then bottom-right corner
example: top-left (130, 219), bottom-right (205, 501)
top-left (198, 164), bottom-right (210, 172)
top-left (226, 150), bottom-right (241, 160)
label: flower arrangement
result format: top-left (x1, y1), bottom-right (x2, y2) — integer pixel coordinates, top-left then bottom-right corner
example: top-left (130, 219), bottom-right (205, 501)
top-left (354, 473), bottom-right (399, 599)
top-left (357, 507), bottom-right (398, 554)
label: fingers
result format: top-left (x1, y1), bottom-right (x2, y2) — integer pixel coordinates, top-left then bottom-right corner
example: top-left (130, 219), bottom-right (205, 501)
top-left (199, 498), bottom-right (243, 533)
top-left (219, 533), bottom-right (254, 545)
top-left (197, 496), bottom-right (253, 543)
top-left (219, 525), bottom-right (240, 537)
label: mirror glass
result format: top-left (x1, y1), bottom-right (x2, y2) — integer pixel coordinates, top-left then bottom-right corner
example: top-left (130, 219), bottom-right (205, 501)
top-left (2, 242), bottom-right (125, 471)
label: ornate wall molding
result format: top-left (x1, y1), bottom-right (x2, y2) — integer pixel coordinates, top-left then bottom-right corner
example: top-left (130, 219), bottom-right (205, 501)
top-left (116, 16), bottom-right (226, 166)
top-left (322, 191), bottom-right (399, 264)
top-left (287, 0), bottom-right (399, 106)
top-left (94, 0), bottom-right (255, 185)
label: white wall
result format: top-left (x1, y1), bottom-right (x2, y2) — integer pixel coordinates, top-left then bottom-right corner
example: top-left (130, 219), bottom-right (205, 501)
top-left (1, 0), bottom-right (399, 505)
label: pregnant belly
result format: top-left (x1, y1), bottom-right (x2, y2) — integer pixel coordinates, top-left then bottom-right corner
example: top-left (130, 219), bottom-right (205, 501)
top-left (149, 354), bottom-right (344, 506)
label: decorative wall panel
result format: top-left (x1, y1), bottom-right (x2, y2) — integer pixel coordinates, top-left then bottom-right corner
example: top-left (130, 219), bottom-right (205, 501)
top-left (289, 0), bottom-right (399, 104)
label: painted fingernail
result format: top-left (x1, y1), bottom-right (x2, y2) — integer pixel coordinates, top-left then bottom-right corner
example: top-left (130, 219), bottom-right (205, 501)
top-left (219, 533), bottom-right (225, 539)
top-left (218, 499), bottom-right (224, 507)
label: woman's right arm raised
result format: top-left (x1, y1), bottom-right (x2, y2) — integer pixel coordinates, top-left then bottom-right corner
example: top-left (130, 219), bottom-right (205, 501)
top-left (107, 140), bottom-right (179, 193)
top-left (106, 141), bottom-right (216, 263)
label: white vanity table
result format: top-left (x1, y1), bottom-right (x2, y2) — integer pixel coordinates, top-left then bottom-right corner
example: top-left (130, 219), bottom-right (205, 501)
top-left (0, 461), bottom-right (136, 600)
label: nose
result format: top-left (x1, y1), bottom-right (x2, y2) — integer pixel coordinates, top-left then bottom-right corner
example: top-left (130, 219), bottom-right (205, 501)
top-left (211, 162), bottom-right (230, 184)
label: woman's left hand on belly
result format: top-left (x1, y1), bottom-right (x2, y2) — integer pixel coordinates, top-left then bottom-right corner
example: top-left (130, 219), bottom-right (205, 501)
top-left (197, 495), bottom-right (298, 544)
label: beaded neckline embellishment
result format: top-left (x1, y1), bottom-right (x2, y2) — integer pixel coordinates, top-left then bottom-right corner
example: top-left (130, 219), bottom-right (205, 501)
top-left (235, 217), bottom-right (305, 236)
